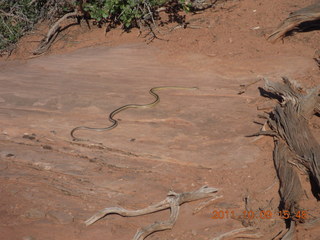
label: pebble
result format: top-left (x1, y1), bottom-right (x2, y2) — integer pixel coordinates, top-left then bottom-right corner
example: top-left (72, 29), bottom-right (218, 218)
top-left (22, 133), bottom-right (36, 140)
top-left (42, 145), bottom-right (52, 150)
top-left (47, 211), bottom-right (74, 224)
top-left (22, 236), bottom-right (36, 240)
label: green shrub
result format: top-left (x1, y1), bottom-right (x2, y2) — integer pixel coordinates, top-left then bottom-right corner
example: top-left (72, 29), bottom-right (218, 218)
top-left (0, 0), bottom-right (38, 50)
top-left (82, 0), bottom-right (171, 29)
top-left (0, 0), bottom-right (207, 53)
top-left (0, 0), bottom-right (73, 53)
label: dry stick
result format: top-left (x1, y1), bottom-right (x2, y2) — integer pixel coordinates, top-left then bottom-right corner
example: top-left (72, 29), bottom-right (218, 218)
top-left (212, 227), bottom-right (259, 240)
top-left (33, 10), bottom-right (78, 55)
top-left (85, 186), bottom-right (217, 225)
top-left (193, 195), bottom-right (223, 214)
top-left (85, 186), bottom-right (218, 239)
top-left (45, 10), bottom-right (78, 43)
top-left (231, 233), bottom-right (263, 239)
top-left (238, 78), bottom-right (262, 95)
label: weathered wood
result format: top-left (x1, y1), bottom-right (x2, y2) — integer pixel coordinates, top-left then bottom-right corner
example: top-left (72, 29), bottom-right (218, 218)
top-left (211, 227), bottom-right (261, 240)
top-left (85, 186), bottom-right (219, 240)
top-left (273, 140), bottom-right (303, 212)
top-left (268, 3), bottom-right (320, 42)
top-left (258, 77), bottom-right (320, 211)
top-left (33, 10), bottom-right (78, 55)
top-left (253, 77), bottom-right (320, 239)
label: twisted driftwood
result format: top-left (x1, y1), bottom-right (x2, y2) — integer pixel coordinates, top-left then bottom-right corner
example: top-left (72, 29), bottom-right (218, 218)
top-left (268, 2), bottom-right (320, 42)
top-left (253, 77), bottom-right (320, 238)
top-left (85, 186), bottom-right (219, 240)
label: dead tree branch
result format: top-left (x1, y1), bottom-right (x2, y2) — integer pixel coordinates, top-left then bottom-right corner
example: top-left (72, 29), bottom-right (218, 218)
top-left (252, 76), bottom-right (320, 238)
top-left (85, 186), bottom-right (218, 240)
top-left (212, 227), bottom-right (261, 240)
top-left (274, 140), bottom-right (303, 212)
top-left (33, 10), bottom-right (79, 55)
top-left (268, 3), bottom-right (320, 42)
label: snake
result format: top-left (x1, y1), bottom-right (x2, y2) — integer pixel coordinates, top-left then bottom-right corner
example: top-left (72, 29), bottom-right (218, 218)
top-left (70, 86), bottom-right (198, 141)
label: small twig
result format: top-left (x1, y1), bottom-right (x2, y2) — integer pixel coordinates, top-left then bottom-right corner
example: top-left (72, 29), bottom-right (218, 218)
top-left (231, 233), bottom-right (263, 239)
top-left (246, 130), bottom-right (277, 137)
top-left (259, 178), bottom-right (277, 193)
top-left (193, 195), bottom-right (223, 214)
top-left (143, 22), bottom-right (168, 43)
top-left (244, 195), bottom-right (252, 212)
top-left (212, 227), bottom-right (258, 240)
top-left (143, 0), bottom-right (157, 27)
top-left (238, 78), bottom-right (262, 95)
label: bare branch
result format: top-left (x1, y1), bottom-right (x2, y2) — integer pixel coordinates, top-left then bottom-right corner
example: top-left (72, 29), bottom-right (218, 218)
top-left (85, 186), bottom-right (218, 240)
top-left (212, 227), bottom-right (259, 240)
top-left (268, 3), bottom-right (320, 42)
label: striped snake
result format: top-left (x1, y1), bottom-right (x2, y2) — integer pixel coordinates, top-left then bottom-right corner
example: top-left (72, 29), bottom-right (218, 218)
top-left (70, 86), bottom-right (198, 141)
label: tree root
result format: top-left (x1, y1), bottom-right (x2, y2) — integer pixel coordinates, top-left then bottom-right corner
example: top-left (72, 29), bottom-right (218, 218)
top-left (85, 186), bottom-right (218, 240)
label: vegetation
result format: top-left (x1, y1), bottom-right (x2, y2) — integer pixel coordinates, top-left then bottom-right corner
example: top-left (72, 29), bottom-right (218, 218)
top-left (0, 0), bottom-right (213, 54)
top-left (0, 0), bottom-right (72, 52)
top-left (0, 0), bottom-right (38, 50)
top-left (83, 0), bottom-right (168, 28)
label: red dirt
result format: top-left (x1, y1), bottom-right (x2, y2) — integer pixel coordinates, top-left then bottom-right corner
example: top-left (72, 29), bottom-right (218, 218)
top-left (1, 0), bottom-right (320, 239)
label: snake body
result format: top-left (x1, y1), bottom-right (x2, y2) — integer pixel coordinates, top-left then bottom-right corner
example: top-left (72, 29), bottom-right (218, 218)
top-left (70, 86), bottom-right (198, 141)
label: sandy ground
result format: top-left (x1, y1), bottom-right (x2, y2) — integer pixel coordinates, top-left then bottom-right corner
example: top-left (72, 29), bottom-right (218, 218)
top-left (1, 0), bottom-right (320, 239)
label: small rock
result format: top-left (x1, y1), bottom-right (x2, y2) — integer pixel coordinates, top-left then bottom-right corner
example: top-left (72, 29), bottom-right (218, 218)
top-left (22, 236), bottom-right (36, 240)
top-left (312, 123), bottom-right (320, 129)
top-left (6, 153), bottom-right (14, 158)
top-left (24, 208), bottom-right (45, 219)
top-left (33, 162), bottom-right (52, 170)
top-left (42, 145), bottom-right (52, 150)
top-left (47, 211), bottom-right (74, 224)
top-left (22, 133), bottom-right (36, 140)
